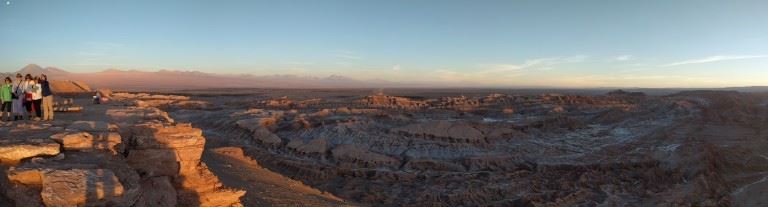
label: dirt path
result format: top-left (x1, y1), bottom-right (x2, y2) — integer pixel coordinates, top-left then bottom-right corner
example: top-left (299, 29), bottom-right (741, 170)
top-left (203, 147), bottom-right (356, 207)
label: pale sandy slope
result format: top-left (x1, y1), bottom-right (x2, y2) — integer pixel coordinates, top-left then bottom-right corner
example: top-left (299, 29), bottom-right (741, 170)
top-left (204, 147), bottom-right (357, 207)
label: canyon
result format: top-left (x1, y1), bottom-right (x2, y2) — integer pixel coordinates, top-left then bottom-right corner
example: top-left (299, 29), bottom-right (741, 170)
top-left (0, 87), bottom-right (767, 206)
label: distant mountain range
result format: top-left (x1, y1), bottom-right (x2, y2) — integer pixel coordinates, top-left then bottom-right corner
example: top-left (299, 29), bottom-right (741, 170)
top-left (1, 64), bottom-right (423, 90)
top-left (3, 64), bottom-right (768, 93)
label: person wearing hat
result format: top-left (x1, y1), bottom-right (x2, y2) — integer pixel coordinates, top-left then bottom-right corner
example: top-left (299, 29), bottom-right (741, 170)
top-left (11, 73), bottom-right (25, 120)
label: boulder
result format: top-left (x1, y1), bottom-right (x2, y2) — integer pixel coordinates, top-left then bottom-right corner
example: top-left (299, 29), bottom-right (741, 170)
top-left (50, 132), bottom-right (122, 154)
top-left (7, 167), bottom-right (43, 185)
top-left (0, 139), bottom-right (60, 163)
top-left (127, 123), bottom-right (205, 150)
top-left (106, 107), bottom-right (175, 124)
top-left (125, 123), bottom-right (205, 176)
top-left (40, 169), bottom-right (125, 207)
top-left (4, 153), bottom-right (142, 207)
top-left (124, 123), bottom-right (244, 206)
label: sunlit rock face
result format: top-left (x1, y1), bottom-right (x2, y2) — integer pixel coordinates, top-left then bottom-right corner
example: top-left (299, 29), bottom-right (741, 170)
top-left (125, 123), bottom-right (206, 176)
top-left (116, 97), bottom-right (244, 207)
top-left (0, 139), bottom-right (60, 163)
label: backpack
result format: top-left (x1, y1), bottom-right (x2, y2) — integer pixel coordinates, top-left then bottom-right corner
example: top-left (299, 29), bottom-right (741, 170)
top-left (12, 82), bottom-right (22, 99)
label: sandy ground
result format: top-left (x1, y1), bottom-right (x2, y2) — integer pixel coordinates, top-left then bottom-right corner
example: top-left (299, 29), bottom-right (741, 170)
top-left (204, 147), bottom-right (355, 207)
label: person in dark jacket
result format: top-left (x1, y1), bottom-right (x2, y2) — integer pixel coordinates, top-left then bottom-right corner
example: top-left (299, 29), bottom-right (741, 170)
top-left (40, 74), bottom-right (54, 121)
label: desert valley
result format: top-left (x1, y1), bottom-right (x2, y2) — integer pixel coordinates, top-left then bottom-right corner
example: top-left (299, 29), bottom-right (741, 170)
top-left (0, 65), bottom-right (767, 206)
top-left (3, 1), bottom-right (767, 206)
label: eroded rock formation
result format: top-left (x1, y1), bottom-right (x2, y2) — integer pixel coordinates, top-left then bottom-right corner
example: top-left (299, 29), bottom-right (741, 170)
top-left (167, 89), bottom-right (768, 206)
top-left (0, 93), bottom-right (244, 207)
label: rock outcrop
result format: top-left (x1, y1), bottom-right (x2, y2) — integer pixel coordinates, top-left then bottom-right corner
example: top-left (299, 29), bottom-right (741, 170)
top-left (107, 107), bottom-right (175, 125)
top-left (40, 169), bottom-right (126, 207)
top-left (0, 93), bottom-right (245, 207)
top-left (3, 152), bottom-right (142, 207)
top-left (125, 123), bottom-right (205, 177)
top-left (0, 139), bottom-right (60, 163)
top-left (50, 132), bottom-right (122, 154)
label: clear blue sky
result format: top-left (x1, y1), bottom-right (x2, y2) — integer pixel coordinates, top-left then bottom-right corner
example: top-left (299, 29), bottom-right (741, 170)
top-left (1, 0), bottom-right (767, 87)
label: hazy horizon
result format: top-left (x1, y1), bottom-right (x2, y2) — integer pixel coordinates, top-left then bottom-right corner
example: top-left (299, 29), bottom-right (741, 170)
top-left (1, 0), bottom-right (767, 88)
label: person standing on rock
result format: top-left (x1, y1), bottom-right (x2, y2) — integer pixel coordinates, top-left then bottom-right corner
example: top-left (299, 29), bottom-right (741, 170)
top-left (39, 74), bottom-right (54, 121)
top-left (21, 74), bottom-right (36, 120)
top-left (11, 73), bottom-right (25, 121)
top-left (0, 77), bottom-right (12, 121)
top-left (11, 73), bottom-right (24, 120)
top-left (29, 76), bottom-right (43, 120)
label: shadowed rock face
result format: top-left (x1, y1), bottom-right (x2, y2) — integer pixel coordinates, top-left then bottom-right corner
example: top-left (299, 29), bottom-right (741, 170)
top-left (167, 90), bottom-right (768, 206)
top-left (134, 176), bottom-right (177, 207)
top-left (40, 169), bottom-right (125, 206)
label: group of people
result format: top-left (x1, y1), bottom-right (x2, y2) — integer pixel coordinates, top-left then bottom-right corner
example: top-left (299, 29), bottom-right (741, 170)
top-left (0, 73), bottom-right (54, 121)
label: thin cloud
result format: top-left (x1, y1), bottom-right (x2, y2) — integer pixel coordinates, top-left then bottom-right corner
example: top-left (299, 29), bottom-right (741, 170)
top-left (663, 55), bottom-right (768, 67)
top-left (483, 55), bottom-right (588, 73)
top-left (431, 55), bottom-right (588, 84)
top-left (614, 55), bottom-right (632, 61)
top-left (284, 61), bottom-right (315, 66)
top-left (392, 64), bottom-right (401, 71)
top-left (83, 41), bottom-right (126, 50)
top-left (330, 50), bottom-right (363, 60)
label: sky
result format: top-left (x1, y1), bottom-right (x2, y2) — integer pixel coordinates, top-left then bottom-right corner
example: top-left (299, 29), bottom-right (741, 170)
top-left (1, 0), bottom-right (767, 88)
